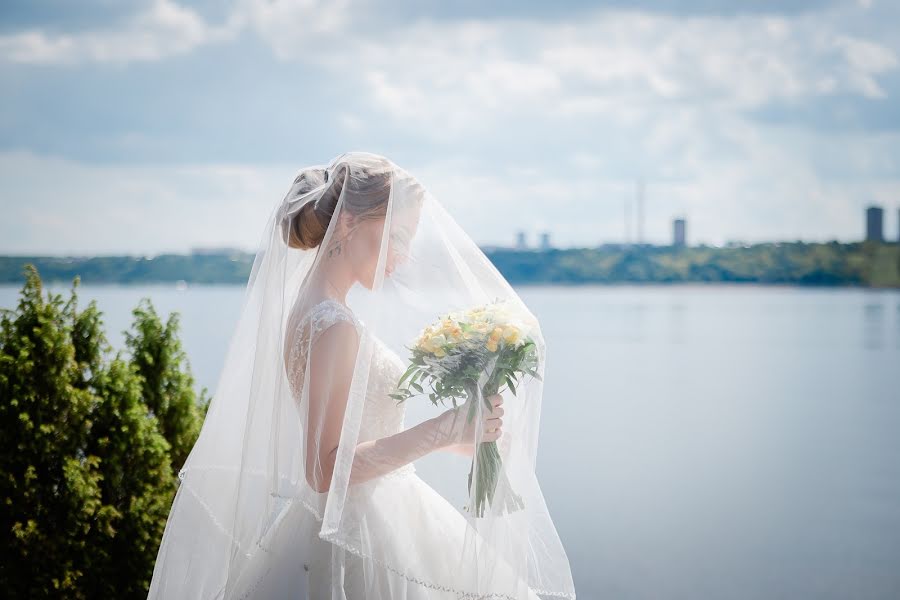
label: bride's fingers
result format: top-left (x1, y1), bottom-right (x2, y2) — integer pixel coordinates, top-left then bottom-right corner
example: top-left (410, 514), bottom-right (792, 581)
top-left (482, 421), bottom-right (501, 442)
top-left (486, 394), bottom-right (503, 418)
top-left (484, 396), bottom-right (503, 435)
top-left (485, 417), bottom-right (503, 432)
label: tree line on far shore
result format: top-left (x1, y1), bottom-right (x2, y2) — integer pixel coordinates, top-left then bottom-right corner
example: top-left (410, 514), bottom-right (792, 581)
top-left (2, 240), bottom-right (899, 287)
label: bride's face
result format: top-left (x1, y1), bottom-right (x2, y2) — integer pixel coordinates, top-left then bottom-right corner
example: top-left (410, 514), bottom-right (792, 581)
top-left (346, 201), bottom-right (421, 290)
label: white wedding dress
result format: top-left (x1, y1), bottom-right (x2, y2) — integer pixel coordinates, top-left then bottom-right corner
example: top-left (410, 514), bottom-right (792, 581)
top-left (148, 153), bottom-right (575, 600)
top-left (229, 298), bottom-right (541, 600)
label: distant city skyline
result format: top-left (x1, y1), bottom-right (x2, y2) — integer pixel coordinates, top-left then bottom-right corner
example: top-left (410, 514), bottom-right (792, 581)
top-left (508, 203), bottom-right (900, 250)
top-left (1, 1), bottom-right (900, 254)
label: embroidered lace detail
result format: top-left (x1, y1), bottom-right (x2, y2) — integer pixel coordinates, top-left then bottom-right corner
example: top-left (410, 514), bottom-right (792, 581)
top-left (285, 298), bottom-right (360, 401)
top-left (284, 298), bottom-right (412, 445)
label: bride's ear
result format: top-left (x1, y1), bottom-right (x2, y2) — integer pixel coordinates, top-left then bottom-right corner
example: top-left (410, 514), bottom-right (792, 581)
top-left (332, 210), bottom-right (347, 235)
top-left (335, 210), bottom-right (359, 239)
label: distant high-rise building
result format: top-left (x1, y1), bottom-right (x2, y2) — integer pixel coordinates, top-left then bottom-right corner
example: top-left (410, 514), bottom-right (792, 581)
top-left (539, 232), bottom-right (551, 250)
top-left (515, 231), bottom-right (527, 249)
top-left (866, 206), bottom-right (884, 241)
top-left (897, 208), bottom-right (900, 242)
top-left (673, 218), bottom-right (686, 247)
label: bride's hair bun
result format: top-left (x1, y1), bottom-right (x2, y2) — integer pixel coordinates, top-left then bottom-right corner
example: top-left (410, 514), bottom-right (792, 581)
top-left (280, 165), bottom-right (346, 250)
top-left (281, 157), bottom-right (393, 250)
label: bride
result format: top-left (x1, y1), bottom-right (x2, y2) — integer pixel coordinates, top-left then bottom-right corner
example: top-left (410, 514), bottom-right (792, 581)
top-left (147, 152), bottom-right (576, 599)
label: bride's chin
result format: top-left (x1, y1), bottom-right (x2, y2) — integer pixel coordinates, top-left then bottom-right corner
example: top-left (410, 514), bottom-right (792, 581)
top-left (361, 274), bottom-right (378, 290)
top-left (358, 266), bottom-right (393, 290)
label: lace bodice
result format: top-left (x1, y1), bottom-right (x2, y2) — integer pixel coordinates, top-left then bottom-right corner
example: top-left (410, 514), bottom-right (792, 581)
top-left (284, 298), bottom-right (410, 444)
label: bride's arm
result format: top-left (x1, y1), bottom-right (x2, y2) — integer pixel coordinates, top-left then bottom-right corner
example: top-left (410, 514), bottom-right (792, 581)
top-left (440, 442), bottom-right (475, 457)
top-left (304, 321), bottom-right (502, 492)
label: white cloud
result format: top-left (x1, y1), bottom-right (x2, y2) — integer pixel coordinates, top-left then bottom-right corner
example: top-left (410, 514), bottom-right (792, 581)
top-left (4, 2), bottom-right (895, 121)
top-left (0, 151), bottom-right (294, 254)
top-left (243, 5), bottom-right (898, 135)
top-left (3, 123), bottom-right (899, 255)
top-left (831, 35), bottom-right (898, 98)
top-left (0, 0), bottom-right (242, 65)
top-left (396, 118), bottom-right (900, 247)
top-left (236, 0), bottom-right (353, 60)
top-left (1, 1), bottom-right (899, 251)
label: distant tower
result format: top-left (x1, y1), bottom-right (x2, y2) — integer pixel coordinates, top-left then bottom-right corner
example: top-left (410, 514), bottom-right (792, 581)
top-left (866, 206), bottom-right (884, 241)
top-left (515, 231), bottom-right (528, 250)
top-left (673, 218), bottom-right (686, 248)
top-left (539, 232), bottom-right (551, 250)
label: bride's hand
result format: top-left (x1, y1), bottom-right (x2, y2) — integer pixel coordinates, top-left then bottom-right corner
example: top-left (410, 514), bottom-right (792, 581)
top-left (433, 393), bottom-right (504, 449)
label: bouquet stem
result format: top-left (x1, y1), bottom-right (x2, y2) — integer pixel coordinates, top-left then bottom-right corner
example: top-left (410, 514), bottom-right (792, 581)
top-left (463, 377), bottom-right (525, 517)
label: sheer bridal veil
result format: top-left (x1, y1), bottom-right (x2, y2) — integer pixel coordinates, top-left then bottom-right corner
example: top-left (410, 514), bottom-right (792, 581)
top-left (147, 151), bottom-right (576, 599)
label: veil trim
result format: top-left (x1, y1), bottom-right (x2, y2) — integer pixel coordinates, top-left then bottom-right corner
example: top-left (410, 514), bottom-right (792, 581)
top-left (317, 517), bottom-right (576, 600)
top-left (179, 475), bottom-right (578, 600)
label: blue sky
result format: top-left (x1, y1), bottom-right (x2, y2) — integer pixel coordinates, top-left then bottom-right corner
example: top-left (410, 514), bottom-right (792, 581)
top-left (1, 0), bottom-right (899, 254)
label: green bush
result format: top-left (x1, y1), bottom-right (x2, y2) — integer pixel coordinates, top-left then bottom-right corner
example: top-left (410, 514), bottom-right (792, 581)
top-left (0, 265), bottom-right (209, 599)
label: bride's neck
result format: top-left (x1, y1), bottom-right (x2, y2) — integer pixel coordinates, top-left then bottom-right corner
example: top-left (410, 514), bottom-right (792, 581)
top-left (309, 264), bottom-right (354, 302)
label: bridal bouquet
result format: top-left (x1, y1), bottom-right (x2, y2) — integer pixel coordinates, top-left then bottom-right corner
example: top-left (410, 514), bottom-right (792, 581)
top-left (390, 299), bottom-right (541, 517)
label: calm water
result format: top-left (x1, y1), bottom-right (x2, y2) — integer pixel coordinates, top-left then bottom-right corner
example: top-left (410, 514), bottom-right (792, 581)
top-left (3, 283), bottom-right (899, 599)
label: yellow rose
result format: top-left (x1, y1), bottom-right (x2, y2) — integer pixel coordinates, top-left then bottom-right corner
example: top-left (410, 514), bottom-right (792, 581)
top-left (501, 325), bottom-right (520, 344)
